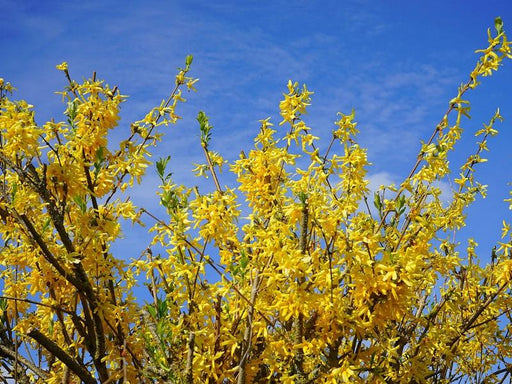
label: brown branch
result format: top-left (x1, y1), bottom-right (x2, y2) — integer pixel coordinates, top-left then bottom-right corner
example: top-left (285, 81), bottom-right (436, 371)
top-left (374, 67), bottom-right (485, 234)
top-left (0, 296), bottom-right (74, 316)
top-left (411, 289), bottom-right (454, 359)
top-left (36, 162), bottom-right (109, 379)
top-left (26, 328), bottom-right (97, 384)
top-left (184, 331), bottom-right (195, 384)
top-left (19, 212), bottom-right (108, 380)
top-left (141, 208), bottom-right (276, 328)
top-left (202, 144), bottom-right (222, 193)
top-left (77, 292), bottom-right (97, 359)
top-left (0, 343), bottom-right (48, 380)
top-left (447, 282), bottom-right (507, 349)
top-left (237, 270), bottom-right (261, 384)
top-left (17, 214), bottom-right (81, 288)
top-left (292, 199), bottom-right (309, 382)
top-left (104, 76), bottom-right (188, 206)
top-left (214, 295), bottom-right (222, 355)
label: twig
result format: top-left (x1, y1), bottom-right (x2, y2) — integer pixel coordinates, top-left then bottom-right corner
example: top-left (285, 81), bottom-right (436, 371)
top-left (293, 200), bottom-right (308, 382)
top-left (237, 270), bottom-right (260, 384)
top-left (202, 144), bottom-right (222, 193)
top-left (0, 296), bottom-right (75, 316)
top-left (26, 328), bottom-right (97, 384)
top-left (0, 344), bottom-right (48, 380)
top-left (184, 331), bottom-right (195, 384)
top-left (141, 208), bottom-right (275, 328)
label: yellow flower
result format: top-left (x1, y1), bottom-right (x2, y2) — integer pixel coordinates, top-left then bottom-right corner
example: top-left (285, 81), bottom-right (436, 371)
top-left (56, 61), bottom-right (68, 71)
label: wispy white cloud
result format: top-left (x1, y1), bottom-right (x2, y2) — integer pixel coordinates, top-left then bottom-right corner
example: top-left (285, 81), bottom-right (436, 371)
top-left (4, 0), bottom-right (511, 259)
top-left (367, 171), bottom-right (454, 206)
top-left (367, 171), bottom-right (399, 194)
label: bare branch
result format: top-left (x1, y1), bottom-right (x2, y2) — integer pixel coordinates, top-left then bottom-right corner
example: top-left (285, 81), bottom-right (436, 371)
top-left (0, 343), bottom-right (48, 380)
top-left (26, 328), bottom-right (97, 384)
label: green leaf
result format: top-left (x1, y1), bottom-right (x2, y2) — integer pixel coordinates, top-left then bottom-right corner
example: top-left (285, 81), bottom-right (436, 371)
top-left (0, 298), bottom-right (7, 312)
top-left (156, 156), bottom-right (172, 182)
top-left (10, 182), bottom-right (18, 201)
top-left (297, 191), bottom-right (308, 206)
top-left (160, 189), bottom-right (183, 213)
top-left (197, 111), bottom-right (212, 146)
top-left (185, 54), bottom-right (193, 67)
top-left (495, 17), bottom-right (504, 35)
top-left (156, 297), bottom-right (168, 318)
top-left (239, 250), bottom-right (249, 271)
top-left (95, 146), bottom-right (105, 162)
top-left (373, 192), bottom-right (382, 211)
top-left (42, 217), bottom-right (52, 233)
top-left (147, 305), bottom-right (157, 319)
top-left (397, 195), bottom-right (406, 215)
top-left (73, 195), bottom-right (87, 213)
top-left (156, 320), bottom-right (166, 338)
top-left (65, 99), bottom-right (79, 126)
top-left (94, 146), bottom-right (106, 175)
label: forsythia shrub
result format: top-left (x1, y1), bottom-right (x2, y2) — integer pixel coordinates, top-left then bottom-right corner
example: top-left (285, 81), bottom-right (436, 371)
top-left (0, 19), bottom-right (511, 384)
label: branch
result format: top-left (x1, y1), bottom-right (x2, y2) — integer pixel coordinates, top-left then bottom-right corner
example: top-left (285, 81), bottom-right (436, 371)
top-left (141, 208), bottom-right (276, 328)
top-left (237, 270), bottom-right (261, 384)
top-left (184, 331), bottom-right (195, 384)
top-left (0, 295), bottom-right (74, 316)
top-left (17, 213), bottom-right (108, 378)
top-left (292, 198), bottom-right (308, 382)
top-left (17, 214), bottom-right (81, 288)
top-left (0, 343), bottom-right (48, 380)
top-left (105, 76), bottom-right (188, 206)
top-left (202, 144), bottom-right (222, 193)
top-left (448, 282), bottom-right (508, 349)
top-left (26, 328), bottom-right (97, 384)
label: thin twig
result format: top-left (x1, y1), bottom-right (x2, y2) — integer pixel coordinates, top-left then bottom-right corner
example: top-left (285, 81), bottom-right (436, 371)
top-left (202, 144), bottom-right (222, 193)
top-left (237, 270), bottom-right (260, 384)
top-left (0, 344), bottom-right (48, 380)
top-left (27, 328), bottom-right (96, 384)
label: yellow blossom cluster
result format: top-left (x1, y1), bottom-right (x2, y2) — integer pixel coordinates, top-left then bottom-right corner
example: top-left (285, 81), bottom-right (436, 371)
top-left (0, 21), bottom-right (512, 384)
top-left (140, 21), bottom-right (512, 383)
top-left (0, 57), bottom-right (197, 383)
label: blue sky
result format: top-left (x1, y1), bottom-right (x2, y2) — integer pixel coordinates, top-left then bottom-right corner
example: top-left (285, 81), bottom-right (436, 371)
top-left (2, 0), bottom-right (512, 265)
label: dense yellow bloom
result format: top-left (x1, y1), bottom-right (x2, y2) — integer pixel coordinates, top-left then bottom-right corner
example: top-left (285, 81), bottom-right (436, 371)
top-left (0, 99), bottom-right (42, 159)
top-left (0, 58), bottom-right (198, 383)
top-left (1, 22), bottom-right (512, 384)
